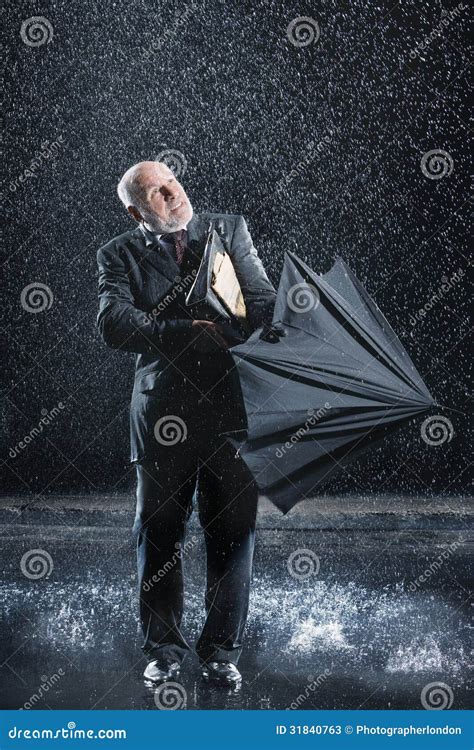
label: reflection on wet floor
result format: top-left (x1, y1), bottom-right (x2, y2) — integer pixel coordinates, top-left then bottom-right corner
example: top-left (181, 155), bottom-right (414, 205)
top-left (0, 519), bottom-right (471, 710)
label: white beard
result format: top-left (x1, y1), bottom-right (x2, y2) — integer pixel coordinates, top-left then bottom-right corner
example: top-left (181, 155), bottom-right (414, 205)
top-left (142, 201), bottom-right (193, 234)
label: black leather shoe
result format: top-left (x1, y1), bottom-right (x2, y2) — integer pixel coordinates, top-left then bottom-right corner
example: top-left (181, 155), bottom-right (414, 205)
top-left (201, 661), bottom-right (242, 686)
top-left (143, 660), bottom-right (181, 683)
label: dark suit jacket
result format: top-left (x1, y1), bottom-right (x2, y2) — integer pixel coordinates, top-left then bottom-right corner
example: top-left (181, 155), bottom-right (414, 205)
top-left (96, 211), bottom-right (277, 462)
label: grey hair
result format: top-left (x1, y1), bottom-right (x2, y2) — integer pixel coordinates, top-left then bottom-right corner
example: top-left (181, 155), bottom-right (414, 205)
top-left (117, 164), bottom-right (147, 209)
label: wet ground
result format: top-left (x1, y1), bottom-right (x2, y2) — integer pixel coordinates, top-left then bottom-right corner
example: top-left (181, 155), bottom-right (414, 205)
top-left (0, 495), bottom-right (471, 710)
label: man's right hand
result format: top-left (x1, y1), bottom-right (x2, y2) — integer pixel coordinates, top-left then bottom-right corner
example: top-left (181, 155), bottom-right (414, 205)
top-left (191, 320), bottom-right (229, 352)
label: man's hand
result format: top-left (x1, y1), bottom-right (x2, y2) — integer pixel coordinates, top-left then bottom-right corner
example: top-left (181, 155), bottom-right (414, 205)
top-left (191, 320), bottom-right (229, 353)
top-left (259, 322), bottom-right (287, 343)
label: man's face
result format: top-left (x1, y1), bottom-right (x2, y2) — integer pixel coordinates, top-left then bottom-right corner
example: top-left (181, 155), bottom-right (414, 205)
top-left (132, 163), bottom-right (193, 233)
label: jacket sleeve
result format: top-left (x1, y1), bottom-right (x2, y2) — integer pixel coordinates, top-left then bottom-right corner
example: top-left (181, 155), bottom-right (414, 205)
top-left (96, 244), bottom-right (193, 353)
top-left (229, 215), bottom-right (277, 331)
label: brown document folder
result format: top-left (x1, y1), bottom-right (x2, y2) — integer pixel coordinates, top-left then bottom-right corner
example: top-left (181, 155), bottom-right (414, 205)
top-left (186, 224), bottom-right (247, 326)
top-left (211, 249), bottom-right (247, 322)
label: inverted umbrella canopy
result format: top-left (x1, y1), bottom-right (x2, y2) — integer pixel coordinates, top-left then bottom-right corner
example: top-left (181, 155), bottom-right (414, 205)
top-left (228, 251), bottom-right (434, 513)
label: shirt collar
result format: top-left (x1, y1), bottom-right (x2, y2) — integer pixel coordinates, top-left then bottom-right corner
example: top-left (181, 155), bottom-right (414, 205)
top-left (139, 222), bottom-right (164, 247)
top-left (139, 222), bottom-right (187, 248)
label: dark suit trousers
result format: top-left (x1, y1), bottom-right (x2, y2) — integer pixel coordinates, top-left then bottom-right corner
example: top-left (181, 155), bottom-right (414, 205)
top-left (133, 357), bottom-right (258, 667)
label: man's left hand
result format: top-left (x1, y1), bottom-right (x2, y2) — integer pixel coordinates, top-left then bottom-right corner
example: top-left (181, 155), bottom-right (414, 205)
top-left (259, 322), bottom-right (287, 343)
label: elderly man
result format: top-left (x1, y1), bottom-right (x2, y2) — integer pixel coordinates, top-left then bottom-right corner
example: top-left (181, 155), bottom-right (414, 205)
top-left (96, 161), bottom-right (279, 686)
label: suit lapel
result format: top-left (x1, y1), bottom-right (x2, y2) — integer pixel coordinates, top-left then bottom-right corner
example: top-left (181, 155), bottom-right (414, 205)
top-left (131, 213), bottom-right (209, 282)
top-left (184, 213), bottom-right (209, 262)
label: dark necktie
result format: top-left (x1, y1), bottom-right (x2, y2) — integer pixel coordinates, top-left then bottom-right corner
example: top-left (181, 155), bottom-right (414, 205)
top-left (168, 229), bottom-right (186, 266)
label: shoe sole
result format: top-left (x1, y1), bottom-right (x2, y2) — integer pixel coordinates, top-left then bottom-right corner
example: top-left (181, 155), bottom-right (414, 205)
top-left (144, 669), bottom-right (181, 684)
top-left (201, 673), bottom-right (242, 687)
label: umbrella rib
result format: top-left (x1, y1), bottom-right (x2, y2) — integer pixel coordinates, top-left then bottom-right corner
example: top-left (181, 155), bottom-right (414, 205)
top-left (229, 252), bottom-right (435, 509)
top-left (239, 355), bottom-right (430, 407)
top-left (242, 403), bottom-right (426, 446)
top-left (312, 285), bottom-right (424, 396)
top-left (335, 257), bottom-right (431, 398)
top-left (263, 413), bottom-right (418, 502)
top-left (286, 252), bottom-right (432, 399)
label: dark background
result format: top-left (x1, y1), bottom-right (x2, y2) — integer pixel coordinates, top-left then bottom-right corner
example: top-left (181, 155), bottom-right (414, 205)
top-left (3, 0), bottom-right (471, 499)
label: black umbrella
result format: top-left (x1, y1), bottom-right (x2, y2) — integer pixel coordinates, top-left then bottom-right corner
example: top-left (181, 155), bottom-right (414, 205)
top-left (227, 251), bottom-right (434, 513)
